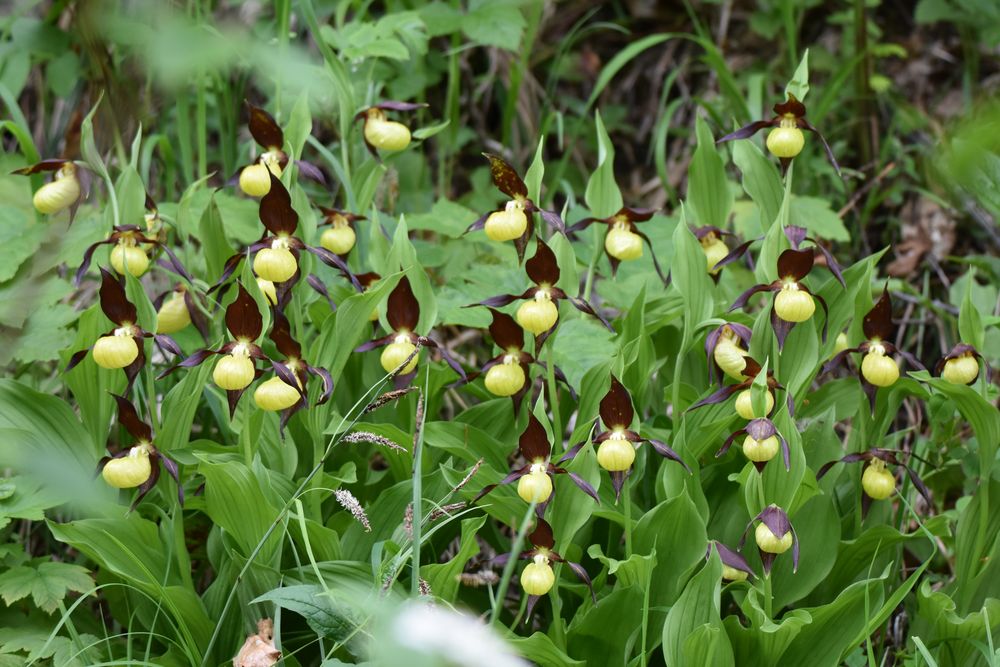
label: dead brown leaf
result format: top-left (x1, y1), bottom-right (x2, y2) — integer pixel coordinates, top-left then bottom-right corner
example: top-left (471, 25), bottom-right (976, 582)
top-left (886, 197), bottom-right (956, 277)
top-left (233, 618), bottom-right (281, 667)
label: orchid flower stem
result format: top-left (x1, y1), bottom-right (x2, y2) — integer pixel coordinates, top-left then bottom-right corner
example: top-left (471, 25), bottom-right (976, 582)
top-left (491, 500), bottom-right (538, 626)
top-left (411, 369), bottom-right (428, 597)
top-left (639, 557), bottom-right (652, 667)
top-left (545, 341), bottom-right (562, 449)
top-left (623, 479), bottom-right (634, 558)
top-left (549, 562), bottom-right (566, 645)
top-left (583, 223), bottom-right (602, 302)
top-left (763, 572), bottom-right (774, 619)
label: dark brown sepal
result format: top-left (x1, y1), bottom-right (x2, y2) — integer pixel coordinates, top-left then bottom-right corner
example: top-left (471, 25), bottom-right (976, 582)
top-left (259, 174), bottom-right (298, 236)
top-left (246, 101), bottom-right (284, 150)
top-left (483, 153), bottom-right (527, 199)
top-left (863, 288), bottom-right (894, 341)
top-left (99, 269), bottom-right (138, 326)
top-left (226, 283), bottom-right (263, 341)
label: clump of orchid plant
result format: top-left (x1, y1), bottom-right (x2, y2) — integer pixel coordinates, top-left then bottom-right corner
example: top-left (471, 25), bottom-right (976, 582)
top-left (823, 289), bottom-right (925, 410)
top-left (690, 356), bottom-right (789, 420)
top-left (472, 239), bottom-right (612, 342)
top-left (14, 158), bottom-right (88, 219)
top-left (356, 276), bottom-right (465, 382)
top-left (356, 101), bottom-right (427, 156)
top-left (67, 269), bottom-right (182, 391)
top-left (465, 154), bottom-right (565, 261)
top-left (717, 94), bottom-right (840, 175)
top-left (98, 395), bottom-right (182, 510)
top-left (238, 102), bottom-right (323, 197)
top-left (818, 447), bottom-right (931, 513)
top-left (566, 206), bottom-right (666, 282)
top-left (474, 414), bottom-right (599, 510)
top-left (492, 518), bottom-right (593, 618)
top-left (730, 248), bottom-right (831, 349)
top-left (561, 375), bottom-right (689, 500)
top-left (705, 323), bottom-right (753, 383)
top-left (715, 417), bottom-right (790, 472)
top-left (161, 284), bottom-right (270, 416)
top-left (212, 174), bottom-right (356, 292)
top-left (739, 504), bottom-right (798, 574)
top-left (253, 312), bottom-right (333, 428)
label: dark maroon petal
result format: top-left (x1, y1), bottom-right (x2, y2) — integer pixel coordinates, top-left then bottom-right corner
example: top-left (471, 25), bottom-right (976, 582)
top-left (563, 471), bottom-right (600, 503)
top-left (715, 428), bottom-right (745, 458)
top-left (472, 293), bottom-right (523, 308)
top-left (713, 238), bottom-right (757, 272)
top-left (307, 274), bottom-right (336, 310)
top-left (821, 348), bottom-right (859, 375)
top-left (420, 335), bottom-right (467, 380)
top-left (246, 101), bottom-right (284, 149)
top-left (259, 174), bottom-right (298, 236)
top-left (159, 454), bottom-right (184, 506)
top-left (65, 343), bottom-right (96, 374)
top-left (464, 210), bottom-right (492, 234)
top-left (790, 524), bottom-right (800, 573)
top-left (784, 226), bottom-right (808, 249)
top-left (129, 462), bottom-right (160, 511)
top-left (269, 311), bottom-right (303, 360)
top-left (295, 159), bottom-right (325, 184)
top-left (513, 221), bottom-right (534, 264)
top-left (716, 120), bottom-right (774, 144)
top-left (75, 239), bottom-right (114, 286)
top-left (632, 229), bottom-right (669, 284)
top-left (112, 394), bottom-right (153, 442)
top-left (557, 440), bottom-right (587, 464)
top-left (99, 268), bottom-right (137, 325)
top-left (374, 100), bottom-right (428, 112)
top-left (811, 242), bottom-right (845, 288)
top-left (226, 284), bottom-right (263, 340)
top-left (610, 469), bottom-right (629, 503)
top-left (773, 94), bottom-right (807, 118)
top-left (688, 384), bottom-right (741, 412)
top-left (157, 242), bottom-right (194, 283)
top-left (600, 375), bottom-right (634, 429)
top-left (898, 349), bottom-right (927, 372)
top-left (306, 364), bottom-right (334, 404)
top-left (904, 465), bottom-right (932, 505)
top-left (567, 296), bottom-right (614, 331)
top-left (305, 246), bottom-right (361, 290)
top-left (776, 248), bottom-right (815, 281)
top-left (386, 277), bottom-right (419, 332)
top-left (489, 309), bottom-right (525, 350)
top-left (647, 438), bottom-right (691, 472)
top-left (123, 345), bottom-right (146, 394)
top-left (528, 517), bottom-right (555, 550)
top-left (473, 467), bottom-right (529, 504)
top-left (355, 334), bottom-right (395, 353)
top-left (863, 289), bottom-right (894, 341)
top-left (483, 153), bottom-right (527, 199)
top-left (207, 253), bottom-right (246, 295)
top-left (771, 305), bottom-right (795, 351)
top-left (525, 239), bottom-right (560, 286)
top-left (779, 434), bottom-right (790, 471)
top-left (758, 506), bottom-right (792, 540)
top-left (565, 217), bottom-right (600, 235)
top-left (537, 208), bottom-right (566, 235)
top-left (744, 418), bottom-right (776, 441)
top-left (799, 118), bottom-right (841, 176)
top-left (519, 414), bottom-right (552, 461)
top-left (12, 158), bottom-right (67, 175)
top-left (566, 560), bottom-right (596, 602)
top-left (226, 387), bottom-right (247, 419)
top-left (711, 541), bottom-right (754, 577)
top-left (729, 283), bottom-right (776, 312)
top-left (153, 334), bottom-right (183, 358)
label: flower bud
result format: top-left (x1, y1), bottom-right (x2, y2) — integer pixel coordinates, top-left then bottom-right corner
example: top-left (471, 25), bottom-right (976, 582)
top-left (93, 332), bottom-right (139, 369)
top-left (834, 332), bottom-right (849, 355)
top-left (861, 461), bottom-right (895, 500)
top-left (320, 225), bottom-right (357, 255)
top-left (714, 340), bottom-right (748, 380)
top-left (156, 294), bottom-right (191, 334)
top-left (33, 166), bottom-right (81, 215)
top-left (484, 357), bottom-right (526, 397)
top-left (381, 338), bottom-right (419, 374)
top-left (773, 284), bottom-right (815, 323)
top-left (721, 565), bottom-right (749, 582)
top-left (102, 446), bottom-right (152, 489)
top-left (364, 115), bottom-right (412, 152)
top-left (520, 554), bottom-right (555, 596)
top-left (701, 235), bottom-right (729, 274)
top-left (604, 225), bottom-right (643, 261)
top-left (517, 466), bottom-right (553, 503)
top-left (861, 347), bottom-right (899, 387)
top-left (257, 278), bottom-right (278, 306)
top-left (596, 434), bottom-right (635, 472)
top-left (239, 159), bottom-right (282, 197)
top-left (254, 376), bottom-right (301, 412)
top-left (110, 244), bottom-right (150, 278)
top-left (214, 353), bottom-right (255, 390)
top-left (755, 522), bottom-right (793, 554)
top-left (766, 124), bottom-right (805, 159)
top-left (942, 353), bottom-right (979, 385)
top-left (516, 292), bottom-right (558, 335)
top-left (253, 246), bottom-right (297, 284)
top-left (742, 434), bottom-right (779, 463)
top-left (735, 389), bottom-right (774, 420)
top-left (484, 201), bottom-right (528, 242)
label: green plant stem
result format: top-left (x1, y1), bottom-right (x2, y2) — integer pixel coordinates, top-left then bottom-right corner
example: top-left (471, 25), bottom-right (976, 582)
top-left (490, 501), bottom-right (537, 626)
top-left (639, 553), bottom-right (652, 667)
top-left (582, 224), bottom-right (602, 302)
top-left (623, 480), bottom-right (633, 558)
top-left (195, 74), bottom-right (207, 179)
top-left (549, 562), bottom-right (566, 646)
top-left (545, 341), bottom-right (562, 448)
top-left (763, 573), bottom-right (773, 619)
top-left (411, 372), bottom-right (428, 597)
